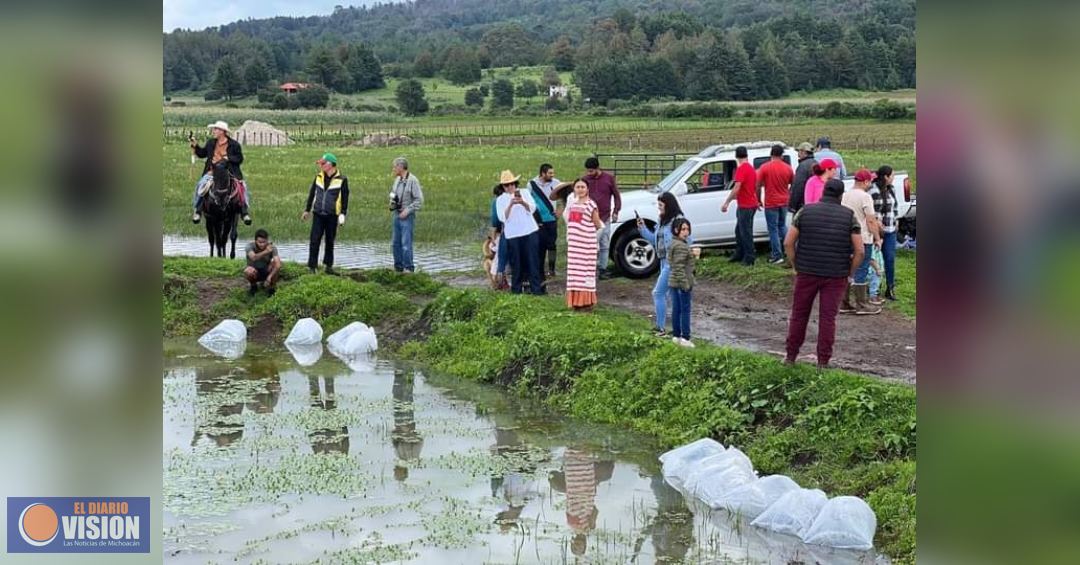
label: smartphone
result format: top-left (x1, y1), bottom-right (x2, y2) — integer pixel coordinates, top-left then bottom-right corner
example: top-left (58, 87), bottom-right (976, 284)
top-left (634, 210), bottom-right (641, 221)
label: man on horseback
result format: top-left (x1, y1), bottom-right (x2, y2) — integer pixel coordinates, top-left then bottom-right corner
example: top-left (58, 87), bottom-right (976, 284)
top-left (191, 120), bottom-right (251, 225)
top-left (244, 229), bottom-right (281, 296)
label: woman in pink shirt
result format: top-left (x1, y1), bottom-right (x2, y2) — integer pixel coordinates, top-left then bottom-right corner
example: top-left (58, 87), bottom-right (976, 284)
top-left (803, 158), bottom-right (838, 205)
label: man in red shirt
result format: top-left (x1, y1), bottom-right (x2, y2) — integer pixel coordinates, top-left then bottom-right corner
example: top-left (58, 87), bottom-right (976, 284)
top-left (757, 144), bottom-right (795, 264)
top-left (721, 146), bottom-right (759, 266)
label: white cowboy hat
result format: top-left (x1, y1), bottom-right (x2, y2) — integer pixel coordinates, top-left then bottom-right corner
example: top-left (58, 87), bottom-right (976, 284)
top-left (498, 170), bottom-right (521, 184)
top-left (207, 120), bottom-right (230, 132)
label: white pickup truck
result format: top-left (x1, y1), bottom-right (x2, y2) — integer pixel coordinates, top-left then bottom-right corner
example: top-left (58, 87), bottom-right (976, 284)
top-left (609, 141), bottom-right (915, 278)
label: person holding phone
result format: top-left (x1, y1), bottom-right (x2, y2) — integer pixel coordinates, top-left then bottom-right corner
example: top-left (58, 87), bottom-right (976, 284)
top-left (495, 170), bottom-right (544, 295)
top-left (636, 192), bottom-right (688, 337)
top-left (561, 178), bottom-right (604, 310)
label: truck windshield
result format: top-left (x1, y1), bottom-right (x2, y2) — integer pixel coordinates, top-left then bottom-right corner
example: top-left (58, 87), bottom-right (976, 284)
top-left (652, 160), bottom-right (696, 193)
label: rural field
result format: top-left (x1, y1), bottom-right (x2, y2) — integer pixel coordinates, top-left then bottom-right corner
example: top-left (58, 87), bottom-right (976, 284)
top-left (163, 118), bottom-right (914, 242)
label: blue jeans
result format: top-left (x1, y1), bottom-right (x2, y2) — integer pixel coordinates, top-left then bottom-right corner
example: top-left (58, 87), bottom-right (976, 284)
top-left (507, 231), bottom-right (543, 295)
top-left (671, 288), bottom-right (692, 339)
top-left (392, 214), bottom-right (416, 272)
top-left (882, 231), bottom-right (897, 287)
top-left (596, 222), bottom-right (613, 272)
top-left (764, 207), bottom-right (787, 261)
top-left (653, 261), bottom-right (672, 331)
top-left (869, 266), bottom-right (881, 297)
top-left (732, 207), bottom-right (756, 265)
top-left (854, 243), bottom-right (873, 284)
top-left (193, 173), bottom-right (250, 210)
top-left (496, 233), bottom-right (509, 275)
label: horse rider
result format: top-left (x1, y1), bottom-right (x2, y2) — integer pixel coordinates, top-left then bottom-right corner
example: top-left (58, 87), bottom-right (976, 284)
top-left (191, 120), bottom-right (251, 225)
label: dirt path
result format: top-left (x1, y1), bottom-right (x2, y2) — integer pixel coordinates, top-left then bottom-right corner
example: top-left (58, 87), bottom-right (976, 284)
top-left (439, 273), bottom-right (916, 385)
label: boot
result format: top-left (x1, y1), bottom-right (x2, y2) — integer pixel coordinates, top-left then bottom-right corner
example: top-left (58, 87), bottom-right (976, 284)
top-left (854, 284), bottom-right (881, 315)
top-left (839, 283), bottom-right (855, 314)
top-left (885, 285), bottom-right (897, 301)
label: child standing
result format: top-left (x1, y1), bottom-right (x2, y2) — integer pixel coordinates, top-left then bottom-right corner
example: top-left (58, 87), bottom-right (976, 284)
top-left (868, 245), bottom-right (885, 305)
top-left (667, 218), bottom-right (696, 347)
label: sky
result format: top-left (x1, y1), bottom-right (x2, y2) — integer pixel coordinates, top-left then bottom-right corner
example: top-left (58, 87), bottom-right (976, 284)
top-left (163, 0), bottom-right (378, 32)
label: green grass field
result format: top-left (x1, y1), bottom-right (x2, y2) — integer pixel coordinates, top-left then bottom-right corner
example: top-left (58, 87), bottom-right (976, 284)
top-left (165, 140), bottom-right (914, 243)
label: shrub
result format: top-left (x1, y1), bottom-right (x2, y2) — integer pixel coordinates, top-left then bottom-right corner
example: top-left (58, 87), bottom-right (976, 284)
top-left (872, 98), bottom-right (910, 120)
top-left (296, 84), bottom-right (331, 108)
top-left (203, 90), bottom-right (223, 101)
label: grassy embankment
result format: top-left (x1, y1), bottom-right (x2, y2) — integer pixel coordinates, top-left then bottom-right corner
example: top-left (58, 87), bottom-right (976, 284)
top-left (163, 140), bottom-right (914, 242)
top-left (163, 256), bottom-right (915, 563)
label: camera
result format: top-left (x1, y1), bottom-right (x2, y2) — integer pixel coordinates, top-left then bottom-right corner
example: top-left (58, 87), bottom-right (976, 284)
top-left (389, 191), bottom-right (401, 212)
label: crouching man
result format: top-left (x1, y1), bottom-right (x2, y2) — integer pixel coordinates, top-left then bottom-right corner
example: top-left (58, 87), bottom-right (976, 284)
top-left (244, 228), bottom-right (281, 296)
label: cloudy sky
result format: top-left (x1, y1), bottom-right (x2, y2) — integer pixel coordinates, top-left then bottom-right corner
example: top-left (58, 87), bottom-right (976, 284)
top-left (163, 0), bottom-right (378, 32)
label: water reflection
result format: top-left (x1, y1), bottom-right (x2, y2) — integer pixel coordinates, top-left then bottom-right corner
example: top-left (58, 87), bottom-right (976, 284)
top-left (307, 376), bottom-right (349, 455)
top-left (649, 474), bottom-right (694, 563)
top-left (549, 447), bottom-right (615, 556)
top-left (191, 358), bottom-right (280, 448)
top-left (490, 426), bottom-right (539, 532)
top-left (391, 368), bottom-right (423, 480)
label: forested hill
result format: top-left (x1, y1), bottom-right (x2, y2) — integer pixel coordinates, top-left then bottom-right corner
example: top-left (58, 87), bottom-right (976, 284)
top-left (164, 0), bottom-right (915, 102)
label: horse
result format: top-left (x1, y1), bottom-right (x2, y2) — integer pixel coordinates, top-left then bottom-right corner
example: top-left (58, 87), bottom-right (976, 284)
top-left (200, 163), bottom-right (243, 258)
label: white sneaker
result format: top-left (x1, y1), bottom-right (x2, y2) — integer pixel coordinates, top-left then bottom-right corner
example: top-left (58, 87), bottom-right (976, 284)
top-left (672, 337), bottom-right (681, 345)
top-left (681, 338), bottom-right (696, 348)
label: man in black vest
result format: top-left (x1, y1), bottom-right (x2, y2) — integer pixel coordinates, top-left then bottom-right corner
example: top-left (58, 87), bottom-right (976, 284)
top-left (783, 179), bottom-right (864, 368)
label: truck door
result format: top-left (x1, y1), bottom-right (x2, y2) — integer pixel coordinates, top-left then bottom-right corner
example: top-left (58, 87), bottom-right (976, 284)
top-left (678, 159), bottom-right (735, 245)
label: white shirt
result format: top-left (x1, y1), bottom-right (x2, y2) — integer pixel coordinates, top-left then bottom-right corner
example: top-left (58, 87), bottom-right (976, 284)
top-left (496, 188), bottom-right (539, 239)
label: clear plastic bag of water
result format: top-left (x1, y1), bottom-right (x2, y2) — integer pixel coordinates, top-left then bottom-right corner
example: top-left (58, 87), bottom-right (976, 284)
top-left (717, 474), bottom-right (800, 520)
top-left (801, 496), bottom-right (877, 550)
top-left (198, 319), bottom-right (247, 359)
top-left (285, 317), bottom-right (323, 345)
top-left (751, 487), bottom-right (828, 538)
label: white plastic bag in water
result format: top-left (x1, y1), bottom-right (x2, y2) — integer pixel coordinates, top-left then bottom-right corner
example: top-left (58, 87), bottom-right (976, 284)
top-left (681, 447), bottom-right (755, 492)
top-left (717, 474), bottom-right (800, 520)
top-left (800, 496), bottom-right (877, 550)
top-left (286, 342), bottom-right (323, 366)
top-left (327, 322), bottom-right (378, 356)
top-left (285, 317), bottom-right (323, 345)
top-left (691, 464), bottom-right (757, 509)
top-left (752, 488), bottom-right (828, 538)
top-left (661, 439), bottom-right (725, 489)
top-left (659, 438), bottom-right (724, 464)
top-left (198, 320), bottom-right (247, 359)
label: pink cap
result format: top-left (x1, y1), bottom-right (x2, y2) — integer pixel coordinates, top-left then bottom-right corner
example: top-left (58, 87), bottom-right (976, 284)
top-left (818, 158), bottom-right (837, 170)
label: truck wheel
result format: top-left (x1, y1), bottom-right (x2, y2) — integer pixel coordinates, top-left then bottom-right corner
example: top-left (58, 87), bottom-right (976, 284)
top-left (613, 228), bottom-right (658, 279)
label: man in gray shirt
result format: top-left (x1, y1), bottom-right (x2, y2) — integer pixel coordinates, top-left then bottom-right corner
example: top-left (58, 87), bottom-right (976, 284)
top-left (390, 157), bottom-right (424, 272)
top-left (815, 136), bottom-right (847, 180)
top-left (244, 228), bottom-right (281, 296)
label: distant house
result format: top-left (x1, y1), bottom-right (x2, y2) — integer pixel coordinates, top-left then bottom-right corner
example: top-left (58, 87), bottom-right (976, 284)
top-left (280, 82), bottom-right (310, 95)
top-left (549, 85), bottom-right (568, 99)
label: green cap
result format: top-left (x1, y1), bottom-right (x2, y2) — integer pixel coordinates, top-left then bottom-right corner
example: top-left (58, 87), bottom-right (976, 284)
top-left (319, 152), bottom-right (338, 165)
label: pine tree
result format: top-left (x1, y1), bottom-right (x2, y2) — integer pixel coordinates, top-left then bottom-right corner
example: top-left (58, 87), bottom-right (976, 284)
top-left (306, 46), bottom-right (348, 91)
top-left (346, 44), bottom-right (385, 92)
top-left (413, 51), bottom-right (436, 78)
top-left (243, 59), bottom-right (271, 95)
top-left (395, 79), bottom-right (429, 115)
top-left (211, 57), bottom-right (244, 100)
top-left (753, 37), bottom-right (790, 99)
top-left (551, 36), bottom-right (575, 71)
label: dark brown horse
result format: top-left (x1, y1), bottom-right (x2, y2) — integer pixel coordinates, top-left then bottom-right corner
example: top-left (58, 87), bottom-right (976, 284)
top-left (200, 162), bottom-right (243, 258)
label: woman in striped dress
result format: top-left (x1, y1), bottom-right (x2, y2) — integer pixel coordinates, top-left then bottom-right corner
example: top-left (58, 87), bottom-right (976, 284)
top-left (561, 179), bottom-right (605, 310)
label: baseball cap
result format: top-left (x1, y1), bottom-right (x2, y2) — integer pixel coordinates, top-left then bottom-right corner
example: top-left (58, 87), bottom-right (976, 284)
top-left (816, 136), bottom-right (831, 147)
top-left (854, 168), bottom-right (875, 182)
top-left (818, 158), bottom-right (837, 170)
top-left (797, 142), bottom-right (814, 152)
top-left (317, 152), bottom-right (338, 165)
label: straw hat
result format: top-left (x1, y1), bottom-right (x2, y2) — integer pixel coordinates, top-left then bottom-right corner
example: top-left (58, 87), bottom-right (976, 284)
top-left (206, 120), bottom-right (230, 132)
top-left (498, 170), bottom-right (521, 184)
top-left (552, 180), bottom-right (575, 200)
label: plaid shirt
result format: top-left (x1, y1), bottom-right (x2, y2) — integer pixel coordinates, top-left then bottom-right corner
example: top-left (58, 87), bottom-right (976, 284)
top-left (869, 184), bottom-right (898, 233)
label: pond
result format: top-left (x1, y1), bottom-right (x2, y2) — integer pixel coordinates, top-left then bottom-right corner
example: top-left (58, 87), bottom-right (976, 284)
top-left (163, 341), bottom-right (885, 564)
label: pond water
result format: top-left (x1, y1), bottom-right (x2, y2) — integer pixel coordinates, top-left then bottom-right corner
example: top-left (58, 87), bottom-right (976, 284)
top-left (164, 341), bottom-right (885, 564)
top-left (163, 235), bottom-right (476, 273)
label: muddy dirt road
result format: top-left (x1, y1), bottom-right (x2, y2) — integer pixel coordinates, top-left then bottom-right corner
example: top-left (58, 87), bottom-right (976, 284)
top-left (440, 273), bottom-right (916, 385)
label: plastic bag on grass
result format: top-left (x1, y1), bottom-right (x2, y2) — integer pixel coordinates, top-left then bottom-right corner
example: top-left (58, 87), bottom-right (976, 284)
top-left (198, 320), bottom-right (247, 359)
top-left (717, 474), bottom-right (800, 520)
top-left (690, 464), bottom-right (757, 509)
top-left (661, 439), bottom-right (725, 489)
top-left (327, 322), bottom-right (378, 356)
top-left (285, 317), bottom-right (323, 345)
top-left (751, 488), bottom-right (828, 538)
top-left (800, 496), bottom-right (877, 550)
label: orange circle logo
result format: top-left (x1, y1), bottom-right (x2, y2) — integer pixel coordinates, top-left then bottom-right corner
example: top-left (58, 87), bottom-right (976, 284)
top-left (19, 503), bottom-right (59, 546)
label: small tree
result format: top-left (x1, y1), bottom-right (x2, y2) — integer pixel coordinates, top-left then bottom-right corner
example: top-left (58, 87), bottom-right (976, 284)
top-left (211, 57), bottom-right (244, 101)
top-left (541, 66), bottom-right (562, 87)
top-left (296, 84), bottom-right (331, 108)
top-left (243, 59), bottom-right (271, 95)
top-left (515, 79), bottom-right (539, 99)
top-left (413, 51), bottom-right (436, 78)
top-left (478, 84), bottom-right (489, 97)
top-left (396, 79), bottom-right (429, 115)
top-left (271, 93), bottom-right (289, 109)
top-left (464, 88), bottom-right (485, 107)
top-left (491, 79), bottom-right (514, 109)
